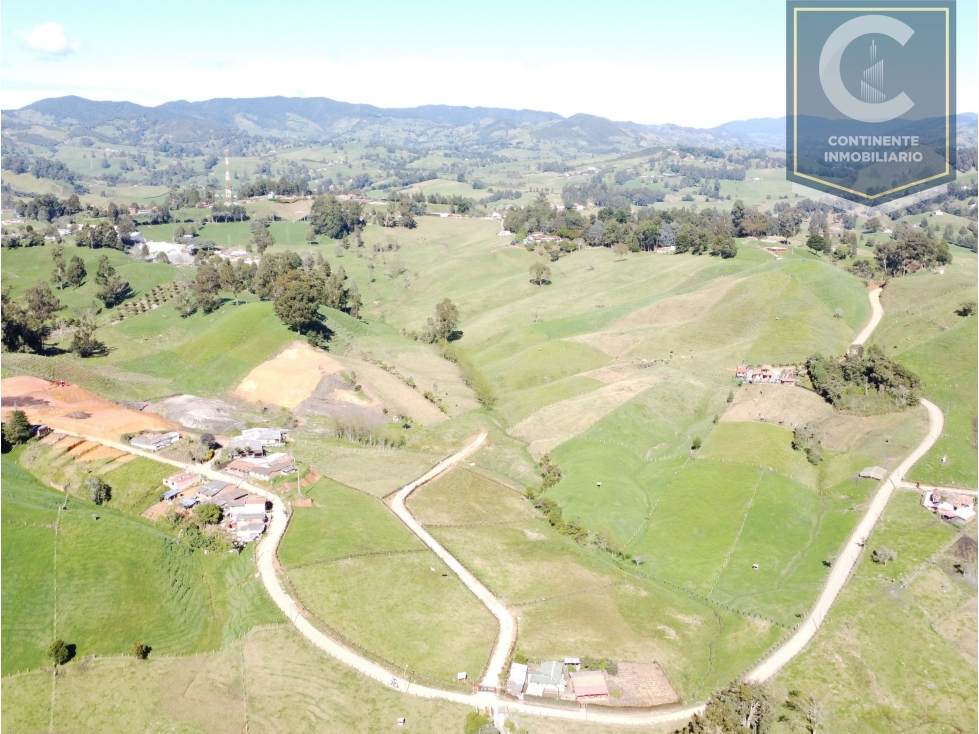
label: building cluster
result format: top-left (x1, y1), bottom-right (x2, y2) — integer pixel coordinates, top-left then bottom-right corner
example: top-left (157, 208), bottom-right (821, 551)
top-left (735, 364), bottom-right (798, 385)
top-left (922, 489), bottom-right (976, 523)
top-left (161, 469), bottom-right (270, 543)
top-left (223, 428), bottom-right (296, 481)
top-left (506, 659), bottom-right (610, 703)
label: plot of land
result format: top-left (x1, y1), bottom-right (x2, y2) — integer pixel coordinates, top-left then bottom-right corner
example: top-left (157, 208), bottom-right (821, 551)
top-left (235, 341), bottom-right (342, 408)
top-left (285, 551), bottom-right (497, 685)
top-left (407, 467), bottom-right (538, 526)
top-left (0, 376), bottom-right (176, 442)
top-left (278, 479), bottom-right (422, 567)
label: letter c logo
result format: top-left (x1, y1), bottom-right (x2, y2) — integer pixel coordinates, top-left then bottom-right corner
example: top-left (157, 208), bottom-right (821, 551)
top-left (819, 15), bottom-right (915, 123)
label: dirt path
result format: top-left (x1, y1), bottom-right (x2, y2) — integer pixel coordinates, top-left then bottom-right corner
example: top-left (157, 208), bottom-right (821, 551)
top-left (744, 285), bottom-right (944, 683)
top-left (850, 286), bottom-right (883, 347)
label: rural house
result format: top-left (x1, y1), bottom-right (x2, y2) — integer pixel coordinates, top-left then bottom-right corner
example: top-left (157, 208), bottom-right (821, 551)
top-left (526, 661), bottom-right (564, 698)
top-left (162, 469), bottom-right (202, 497)
top-left (570, 670), bottom-right (610, 702)
top-left (240, 427), bottom-right (288, 446)
top-left (130, 431), bottom-right (180, 451)
top-left (506, 663), bottom-right (528, 696)
top-left (923, 490), bottom-right (976, 522)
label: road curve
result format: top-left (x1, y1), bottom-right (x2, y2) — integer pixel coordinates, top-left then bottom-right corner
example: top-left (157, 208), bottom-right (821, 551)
top-left (388, 431), bottom-right (516, 690)
top-left (743, 408), bottom-right (945, 681)
top-left (32, 285), bottom-right (941, 726)
top-left (850, 286), bottom-right (883, 347)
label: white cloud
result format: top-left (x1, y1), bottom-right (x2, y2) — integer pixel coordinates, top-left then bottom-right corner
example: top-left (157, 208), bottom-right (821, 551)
top-left (16, 23), bottom-right (79, 56)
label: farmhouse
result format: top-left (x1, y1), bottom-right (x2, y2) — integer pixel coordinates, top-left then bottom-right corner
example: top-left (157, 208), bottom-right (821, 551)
top-left (735, 365), bottom-right (798, 385)
top-left (224, 453), bottom-right (296, 481)
top-left (130, 431), bottom-right (180, 451)
top-left (240, 427), bottom-right (288, 445)
top-left (506, 663), bottom-right (528, 696)
top-left (570, 670), bottom-right (609, 702)
top-left (197, 480), bottom-right (234, 500)
top-left (922, 490), bottom-right (976, 522)
top-left (162, 469), bottom-right (201, 498)
top-left (226, 438), bottom-right (266, 456)
top-left (526, 661), bottom-right (564, 698)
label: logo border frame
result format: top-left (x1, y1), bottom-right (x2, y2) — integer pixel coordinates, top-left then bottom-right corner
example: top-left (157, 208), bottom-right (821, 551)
top-left (787, 3), bottom-right (955, 200)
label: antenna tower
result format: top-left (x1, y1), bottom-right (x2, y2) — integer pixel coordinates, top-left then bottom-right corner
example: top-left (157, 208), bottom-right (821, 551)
top-left (225, 148), bottom-right (232, 206)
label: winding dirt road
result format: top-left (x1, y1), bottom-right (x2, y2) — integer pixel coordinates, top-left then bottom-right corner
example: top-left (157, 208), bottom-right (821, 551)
top-left (39, 284), bottom-right (944, 726)
top-left (850, 286), bottom-right (884, 347)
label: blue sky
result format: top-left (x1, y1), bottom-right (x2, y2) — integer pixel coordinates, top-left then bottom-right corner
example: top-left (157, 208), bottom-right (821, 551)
top-left (1, 0), bottom-right (976, 127)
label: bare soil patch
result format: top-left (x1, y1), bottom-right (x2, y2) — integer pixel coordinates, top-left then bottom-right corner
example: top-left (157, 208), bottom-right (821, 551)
top-left (75, 445), bottom-right (124, 462)
top-left (295, 373), bottom-right (386, 425)
top-left (0, 376), bottom-right (176, 442)
top-left (149, 394), bottom-right (246, 433)
top-left (234, 341), bottom-right (342, 409)
top-left (594, 663), bottom-right (680, 708)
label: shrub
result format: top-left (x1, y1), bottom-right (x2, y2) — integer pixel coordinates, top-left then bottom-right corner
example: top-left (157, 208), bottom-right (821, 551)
top-left (84, 475), bottom-right (111, 505)
top-left (691, 436), bottom-right (702, 450)
top-left (872, 546), bottom-right (897, 565)
top-left (47, 638), bottom-right (73, 666)
top-left (131, 642), bottom-right (151, 659)
top-left (194, 502), bottom-right (222, 525)
top-left (4, 410), bottom-right (33, 445)
top-left (464, 712), bottom-right (491, 734)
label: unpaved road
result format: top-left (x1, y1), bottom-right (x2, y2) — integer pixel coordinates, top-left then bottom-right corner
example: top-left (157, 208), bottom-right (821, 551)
top-left (42, 286), bottom-right (944, 727)
top-left (850, 286), bottom-right (883, 347)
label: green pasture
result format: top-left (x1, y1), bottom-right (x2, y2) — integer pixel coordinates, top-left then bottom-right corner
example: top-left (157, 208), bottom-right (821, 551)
top-left (407, 467), bottom-right (537, 526)
top-left (278, 479), bottom-right (421, 567)
top-left (285, 551), bottom-right (497, 684)
top-left (771, 492), bottom-right (976, 733)
top-left (0, 454), bottom-right (278, 676)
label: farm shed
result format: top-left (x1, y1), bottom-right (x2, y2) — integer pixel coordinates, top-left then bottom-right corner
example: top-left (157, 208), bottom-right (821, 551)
top-left (571, 670), bottom-right (609, 701)
top-left (859, 467), bottom-right (887, 480)
top-left (130, 431), bottom-right (180, 451)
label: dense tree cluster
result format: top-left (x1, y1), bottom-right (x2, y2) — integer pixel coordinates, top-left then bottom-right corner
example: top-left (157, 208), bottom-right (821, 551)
top-left (76, 220), bottom-right (122, 250)
top-left (308, 195), bottom-right (364, 239)
top-left (2, 154), bottom-right (75, 183)
top-left (874, 227), bottom-right (951, 276)
top-left (674, 682), bottom-right (775, 734)
top-left (1, 283), bottom-right (63, 353)
top-left (807, 345), bottom-right (921, 411)
top-left (1, 225), bottom-right (46, 248)
top-left (238, 175), bottom-right (311, 199)
top-left (14, 193), bottom-right (82, 221)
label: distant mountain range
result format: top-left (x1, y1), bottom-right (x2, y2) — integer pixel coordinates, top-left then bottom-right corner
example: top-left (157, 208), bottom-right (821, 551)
top-left (4, 95), bottom-right (977, 150)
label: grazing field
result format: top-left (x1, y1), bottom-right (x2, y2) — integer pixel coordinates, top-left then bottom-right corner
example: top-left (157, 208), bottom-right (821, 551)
top-left (413, 469), bottom-right (785, 700)
top-left (0, 454), bottom-right (279, 676)
top-left (284, 551), bottom-right (497, 685)
top-left (869, 250), bottom-right (978, 488)
top-left (278, 478), bottom-right (422, 567)
top-left (406, 466), bottom-right (538, 526)
top-left (290, 439), bottom-right (442, 497)
top-left (771, 493), bottom-right (978, 733)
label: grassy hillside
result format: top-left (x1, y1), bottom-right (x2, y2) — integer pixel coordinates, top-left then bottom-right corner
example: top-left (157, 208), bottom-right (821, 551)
top-left (0, 452), bottom-right (278, 675)
top-left (870, 250), bottom-right (978, 488)
top-left (771, 493), bottom-right (977, 733)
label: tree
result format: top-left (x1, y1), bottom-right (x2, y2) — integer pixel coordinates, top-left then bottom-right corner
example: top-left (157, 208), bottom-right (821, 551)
top-left (194, 502), bottom-right (222, 525)
top-left (95, 254), bottom-right (115, 286)
top-left (65, 255), bottom-right (87, 288)
top-left (711, 234), bottom-right (738, 258)
top-left (865, 216), bottom-right (881, 232)
top-left (154, 251), bottom-right (170, 264)
top-left (730, 198), bottom-right (747, 236)
top-left (219, 259), bottom-right (247, 306)
top-left (677, 682), bottom-right (774, 734)
top-left (274, 281), bottom-right (321, 334)
top-left (691, 436), bottom-right (702, 450)
top-left (806, 234), bottom-right (828, 254)
top-left (872, 546), bottom-right (897, 565)
top-left (84, 475), bottom-right (111, 505)
top-left (192, 260), bottom-right (222, 313)
top-left (464, 712), bottom-right (491, 734)
top-left (173, 288), bottom-right (196, 318)
top-left (1, 288), bottom-right (45, 353)
top-left (200, 432), bottom-right (216, 448)
top-left (131, 642), bottom-right (151, 660)
top-left (586, 220), bottom-right (606, 246)
top-left (50, 244), bottom-right (67, 290)
top-left (4, 410), bottom-right (33, 445)
top-left (70, 311), bottom-right (105, 357)
top-left (956, 300), bottom-right (977, 316)
top-left (529, 262), bottom-right (551, 287)
top-left (250, 221), bottom-right (275, 254)
top-left (48, 638), bottom-right (73, 666)
top-left (25, 282), bottom-right (64, 328)
top-left (96, 274), bottom-right (131, 308)
top-left (423, 298), bottom-right (460, 343)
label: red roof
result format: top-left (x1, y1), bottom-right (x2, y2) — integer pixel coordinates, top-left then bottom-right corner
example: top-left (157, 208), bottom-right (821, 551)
top-left (571, 671), bottom-right (609, 699)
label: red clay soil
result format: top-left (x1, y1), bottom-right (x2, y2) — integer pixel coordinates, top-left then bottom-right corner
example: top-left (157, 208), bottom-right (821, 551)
top-left (1, 376), bottom-right (177, 443)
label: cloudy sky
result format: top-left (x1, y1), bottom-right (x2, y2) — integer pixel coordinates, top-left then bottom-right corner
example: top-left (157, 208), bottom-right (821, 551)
top-left (1, 0), bottom-right (976, 128)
